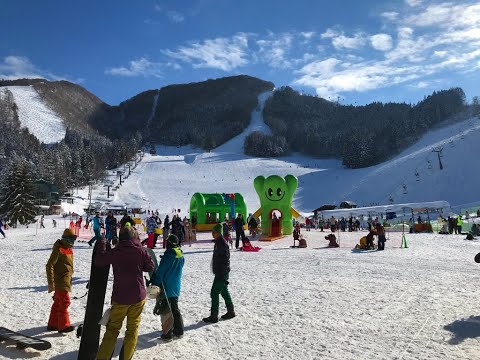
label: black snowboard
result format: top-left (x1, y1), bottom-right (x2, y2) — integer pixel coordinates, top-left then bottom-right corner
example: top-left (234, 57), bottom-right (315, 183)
top-left (78, 240), bottom-right (111, 359)
top-left (475, 252), bottom-right (480, 263)
top-left (0, 327), bottom-right (51, 351)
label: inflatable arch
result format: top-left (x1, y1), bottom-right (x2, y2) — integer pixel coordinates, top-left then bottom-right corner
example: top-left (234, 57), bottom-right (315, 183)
top-left (189, 192), bottom-right (247, 231)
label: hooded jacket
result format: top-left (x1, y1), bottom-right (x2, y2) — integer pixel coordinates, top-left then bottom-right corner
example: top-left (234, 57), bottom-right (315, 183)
top-left (95, 236), bottom-right (154, 304)
top-left (152, 246), bottom-right (184, 298)
top-left (46, 239), bottom-right (74, 292)
top-left (212, 235), bottom-right (230, 277)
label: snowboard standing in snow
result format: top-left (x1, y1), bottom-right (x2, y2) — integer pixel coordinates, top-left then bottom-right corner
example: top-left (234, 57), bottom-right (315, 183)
top-left (78, 240), bottom-right (111, 359)
top-left (0, 327), bottom-right (51, 351)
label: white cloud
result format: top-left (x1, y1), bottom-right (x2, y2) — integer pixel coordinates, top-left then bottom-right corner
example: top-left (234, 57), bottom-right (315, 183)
top-left (105, 58), bottom-right (164, 78)
top-left (413, 81), bottom-right (429, 88)
top-left (256, 33), bottom-right (295, 69)
top-left (370, 34), bottom-right (393, 51)
top-left (405, 0), bottom-right (422, 7)
top-left (321, 28), bottom-right (366, 49)
top-left (300, 31), bottom-right (315, 40)
top-left (0, 55), bottom-right (63, 80)
top-left (295, 58), bottom-right (423, 98)
top-left (405, 2), bottom-right (480, 28)
top-left (381, 11), bottom-right (399, 21)
top-left (166, 10), bottom-right (185, 24)
top-left (162, 33), bottom-right (249, 71)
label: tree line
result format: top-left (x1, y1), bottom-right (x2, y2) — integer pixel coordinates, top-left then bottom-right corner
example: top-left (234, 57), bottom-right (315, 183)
top-left (261, 86), bottom-right (467, 168)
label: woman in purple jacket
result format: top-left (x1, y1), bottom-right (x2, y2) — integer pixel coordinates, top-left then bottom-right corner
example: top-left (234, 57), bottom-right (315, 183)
top-left (95, 226), bottom-right (154, 360)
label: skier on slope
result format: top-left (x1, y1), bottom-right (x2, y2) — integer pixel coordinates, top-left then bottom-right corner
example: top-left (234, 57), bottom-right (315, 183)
top-left (46, 229), bottom-right (76, 333)
top-left (95, 227), bottom-right (154, 360)
top-left (152, 234), bottom-right (185, 340)
top-left (203, 223), bottom-right (235, 323)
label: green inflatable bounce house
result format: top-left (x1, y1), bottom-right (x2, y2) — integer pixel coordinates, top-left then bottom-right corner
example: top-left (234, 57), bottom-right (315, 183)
top-left (189, 193), bottom-right (247, 231)
top-left (252, 175), bottom-right (301, 238)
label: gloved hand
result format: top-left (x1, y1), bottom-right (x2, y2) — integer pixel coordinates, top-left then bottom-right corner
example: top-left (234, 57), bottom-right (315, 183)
top-left (48, 283), bottom-right (55, 293)
top-left (153, 296), bottom-right (163, 316)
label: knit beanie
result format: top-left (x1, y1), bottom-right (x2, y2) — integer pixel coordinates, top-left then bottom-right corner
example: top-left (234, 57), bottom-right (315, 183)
top-left (119, 226), bottom-right (135, 241)
top-left (212, 223), bottom-right (223, 236)
top-left (166, 234), bottom-right (179, 248)
top-left (62, 228), bottom-right (77, 244)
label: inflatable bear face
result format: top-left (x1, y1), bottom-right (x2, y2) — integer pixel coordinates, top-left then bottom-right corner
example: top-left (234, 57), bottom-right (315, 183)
top-left (254, 175), bottom-right (298, 209)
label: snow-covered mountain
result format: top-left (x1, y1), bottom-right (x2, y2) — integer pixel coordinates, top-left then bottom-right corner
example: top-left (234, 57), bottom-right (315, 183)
top-left (69, 94), bottom-right (480, 217)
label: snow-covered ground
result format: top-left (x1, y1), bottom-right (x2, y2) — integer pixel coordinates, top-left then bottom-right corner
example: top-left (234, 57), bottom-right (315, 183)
top-left (1, 222), bottom-right (480, 359)
top-left (3, 85), bottom-right (66, 144)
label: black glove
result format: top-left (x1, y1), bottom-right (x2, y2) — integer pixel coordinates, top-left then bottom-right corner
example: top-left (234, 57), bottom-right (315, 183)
top-left (153, 296), bottom-right (164, 316)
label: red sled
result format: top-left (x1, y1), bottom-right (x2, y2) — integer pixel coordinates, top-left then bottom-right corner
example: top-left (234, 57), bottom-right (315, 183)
top-left (240, 241), bottom-right (261, 252)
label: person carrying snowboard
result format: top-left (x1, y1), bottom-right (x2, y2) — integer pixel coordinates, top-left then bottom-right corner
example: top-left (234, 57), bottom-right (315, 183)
top-left (95, 226), bottom-right (154, 360)
top-left (152, 234), bottom-right (185, 340)
top-left (46, 229), bottom-right (76, 333)
top-left (88, 212), bottom-right (103, 246)
top-left (203, 223), bottom-right (235, 323)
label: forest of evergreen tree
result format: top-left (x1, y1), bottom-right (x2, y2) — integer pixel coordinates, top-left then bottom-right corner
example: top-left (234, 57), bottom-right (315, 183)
top-left (255, 86), bottom-right (467, 168)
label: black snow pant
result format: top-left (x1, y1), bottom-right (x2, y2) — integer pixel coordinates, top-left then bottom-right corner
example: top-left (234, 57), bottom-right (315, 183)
top-left (162, 297), bottom-right (184, 336)
top-left (378, 235), bottom-right (386, 250)
top-left (235, 229), bottom-right (246, 248)
top-left (0, 228), bottom-right (5, 238)
top-left (153, 233), bottom-right (159, 247)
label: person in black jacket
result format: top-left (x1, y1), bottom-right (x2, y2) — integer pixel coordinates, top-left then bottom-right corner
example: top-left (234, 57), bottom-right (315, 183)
top-left (171, 216), bottom-right (185, 245)
top-left (120, 213), bottom-right (135, 229)
top-left (203, 223), bottom-right (235, 323)
top-left (234, 214), bottom-right (246, 249)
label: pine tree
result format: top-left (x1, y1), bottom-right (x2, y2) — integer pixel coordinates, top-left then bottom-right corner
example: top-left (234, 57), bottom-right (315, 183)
top-left (0, 160), bottom-right (37, 227)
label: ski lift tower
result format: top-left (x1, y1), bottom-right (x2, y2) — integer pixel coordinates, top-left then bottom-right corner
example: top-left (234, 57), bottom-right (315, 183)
top-left (432, 147), bottom-right (444, 170)
top-left (87, 180), bottom-right (95, 213)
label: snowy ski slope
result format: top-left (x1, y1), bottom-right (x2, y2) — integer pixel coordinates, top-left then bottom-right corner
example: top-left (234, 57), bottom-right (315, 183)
top-left (63, 90), bottom-right (480, 217)
top-left (4, 85), bottom-right (66, 144)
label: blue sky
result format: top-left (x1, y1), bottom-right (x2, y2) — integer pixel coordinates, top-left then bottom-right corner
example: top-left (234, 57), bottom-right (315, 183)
top-left (1, 0), bottom-right (480, 105)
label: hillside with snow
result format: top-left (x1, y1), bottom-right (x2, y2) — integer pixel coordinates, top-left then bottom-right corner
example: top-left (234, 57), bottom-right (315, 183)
top-left (3, 86), bottom-right (66, 144)
top-left (67, 91), bottom-right (480, 217)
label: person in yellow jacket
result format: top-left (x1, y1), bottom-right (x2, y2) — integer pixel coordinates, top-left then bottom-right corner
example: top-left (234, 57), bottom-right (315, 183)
top-left (46, 228), bottom-right (76, 333)
top-left (456, 216), bottom-right (463, 235)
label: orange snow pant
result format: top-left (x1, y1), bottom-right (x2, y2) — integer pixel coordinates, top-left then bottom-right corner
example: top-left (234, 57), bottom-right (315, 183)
top-left (48, 290), bottom-right (71, 330)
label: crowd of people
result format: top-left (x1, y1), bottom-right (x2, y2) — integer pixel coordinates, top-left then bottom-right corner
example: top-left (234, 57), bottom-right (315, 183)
top-left (45, 219), bottom-right (235, 358)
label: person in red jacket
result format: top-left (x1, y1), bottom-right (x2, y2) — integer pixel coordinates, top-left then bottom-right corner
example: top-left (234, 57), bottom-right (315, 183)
top-left (95, 226), bottom-right (154, 360)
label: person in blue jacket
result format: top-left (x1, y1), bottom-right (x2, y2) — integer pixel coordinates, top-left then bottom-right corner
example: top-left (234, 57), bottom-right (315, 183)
top-left (88, 212), bottom-right (103, 246)
top-left (152, 234), bottom-right (185, 340)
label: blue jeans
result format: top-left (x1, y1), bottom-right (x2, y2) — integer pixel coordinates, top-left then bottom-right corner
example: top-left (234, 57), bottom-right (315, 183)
top-left (89, 228), bottom-right (101, 244)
